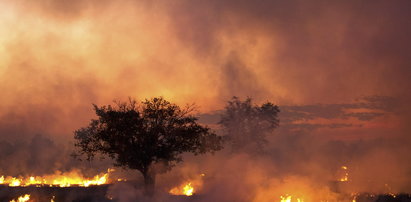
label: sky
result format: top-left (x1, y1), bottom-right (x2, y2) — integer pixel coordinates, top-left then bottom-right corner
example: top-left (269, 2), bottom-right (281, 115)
top-left (0, 0), bottom-right (411, 192)
top-left (1, 0), bottom-right (410, 139)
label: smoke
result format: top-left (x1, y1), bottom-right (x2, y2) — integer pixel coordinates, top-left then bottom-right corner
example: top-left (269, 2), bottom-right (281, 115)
top-left (0, 0), bottom-right (410, 200)
top-left (1, 0), bottom-right (410, 111)
top-left (0, 134), bottom-right (112, 176)
top-left (104, 96), bottom-right (411, 201)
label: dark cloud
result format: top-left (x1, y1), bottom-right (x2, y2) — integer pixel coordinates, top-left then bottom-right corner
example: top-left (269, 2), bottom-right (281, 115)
top-left (199, 95), bottom-right (396, 134)
top-left (281, 96), bottom-right (396, 123)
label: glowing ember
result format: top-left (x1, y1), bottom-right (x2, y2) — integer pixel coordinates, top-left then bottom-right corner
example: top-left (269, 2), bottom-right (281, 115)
top-left (0, 169), bottom-right (111, 187)
top-left (169, 182), bottom-right (195, 196)
top-left (280, 195), bottom-right (304, 202)
top-left (280, 195), bottom-right (292, 202)
top-left (169, 174), bottom-right (204, 196)
top-left (10, 178), bottom-right (21, 187)
top-left (183, 183), bottom-right (194, 196)
top-left (351, 193), bottom-right (358, 202)
top-left (9, 194), bottom-right (30, 202)
top-left (339, 166), bottom-right (349, 182)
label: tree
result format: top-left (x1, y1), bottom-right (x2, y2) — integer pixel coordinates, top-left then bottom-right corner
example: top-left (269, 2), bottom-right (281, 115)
top-left (219, 97), bottom-right (280, 153)
top-left (74, 97), bottom-right (223, 196)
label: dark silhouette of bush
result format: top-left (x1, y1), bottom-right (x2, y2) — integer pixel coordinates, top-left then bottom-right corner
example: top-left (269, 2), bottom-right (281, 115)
top-left (219, 96), bottom-right (279, 153)
top-left (74, 97), bottom-right (223, 196)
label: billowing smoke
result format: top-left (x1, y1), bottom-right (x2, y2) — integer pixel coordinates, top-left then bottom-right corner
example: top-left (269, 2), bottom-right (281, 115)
top-left (106, 96), bottom-right (411, 201)
top-left (0, 0), bottom-right (410, 201)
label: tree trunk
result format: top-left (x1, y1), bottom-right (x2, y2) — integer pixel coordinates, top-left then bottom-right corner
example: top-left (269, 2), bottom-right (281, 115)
top-left (143, 171), bottom-right (156, 197)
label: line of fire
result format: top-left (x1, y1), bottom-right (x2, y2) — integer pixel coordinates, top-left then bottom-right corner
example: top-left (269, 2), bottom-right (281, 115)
top-left (2, 162), bottom-right (411, 201)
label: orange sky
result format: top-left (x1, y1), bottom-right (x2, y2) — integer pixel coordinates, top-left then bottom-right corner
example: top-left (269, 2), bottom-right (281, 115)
top-left (0, 0), bottom-right (410, 140)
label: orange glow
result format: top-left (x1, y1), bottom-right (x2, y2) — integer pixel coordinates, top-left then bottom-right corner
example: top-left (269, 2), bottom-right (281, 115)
top-left (169, 182), bottom-right (194, 196)
top-left (280, 195), bottom-right (304, 202)
top-left (9, 194), bottom-right (30, 202)
top-left (169, 173), bottom-right (204, 196)
top-left (183, 183), bottom-right (194, 196)
top-left (0, 169), bottom-right (112, 187)
top-left (339, 166), bottom-right (349, 182)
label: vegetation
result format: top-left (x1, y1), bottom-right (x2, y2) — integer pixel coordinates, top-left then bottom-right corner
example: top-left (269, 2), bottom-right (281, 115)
top-left (219, 97), bottom-right (280, 153)
top-left (74, 97), bottom-right (223, 195)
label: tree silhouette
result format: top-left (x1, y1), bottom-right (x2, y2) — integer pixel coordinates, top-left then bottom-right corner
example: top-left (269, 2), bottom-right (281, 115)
top-left (74, 97), bottom-right (223, 196)
top-left (219, 97), bottom-right (280, 153)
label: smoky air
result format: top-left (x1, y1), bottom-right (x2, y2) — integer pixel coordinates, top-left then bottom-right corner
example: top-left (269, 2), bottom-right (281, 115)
top-left (0, 0), bottom-right (410, 201)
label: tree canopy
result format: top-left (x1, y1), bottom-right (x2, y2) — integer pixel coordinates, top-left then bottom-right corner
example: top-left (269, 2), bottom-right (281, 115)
top-left (74, 97), bottom-right (223, 195)
top-left (219, 97), bottom-right (280, 153)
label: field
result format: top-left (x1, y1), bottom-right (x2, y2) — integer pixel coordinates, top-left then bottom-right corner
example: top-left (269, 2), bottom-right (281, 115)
top-left (1, 184), bottom-right (411, 202)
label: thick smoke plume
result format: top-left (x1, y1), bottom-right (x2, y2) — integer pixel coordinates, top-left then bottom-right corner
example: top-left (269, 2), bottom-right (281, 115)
top-left (0, 0), bottom-right (410, 201)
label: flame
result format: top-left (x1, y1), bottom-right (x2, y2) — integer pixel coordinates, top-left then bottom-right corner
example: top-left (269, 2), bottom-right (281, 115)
top-left (169, 174), bottom-right (204, 196)
top-left (0, 169), bottom-right (111, 187)
top-left (169, 182), bottom-right (195, 196)
top-left (183, 183), bottom-right (194, 196)
top-left (10, 178), bottom-right (22, 187)
top-left (339, 166), bottom-right (349, 182)
top-left (9, 194), bottom-right (30, 202)
top-left (280, 195), bottom-right (304, 202)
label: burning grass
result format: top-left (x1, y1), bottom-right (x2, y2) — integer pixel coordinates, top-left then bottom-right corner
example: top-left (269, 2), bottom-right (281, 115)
top-left (0, 185), bottom-right (111, 202)
top-left (0, 169), bottom-right (112, 187)
top-left (0, 169), bottom-right (114, 201)
top-left (1, 179), bottom-right (411, 201)
top-left (0, 157), bottom-right (409, 201)
top-left (9, 194), bottom-right (30, 202)
top-left (169, 182), bottom-right (194, 196)
top-left (167, 173), bottom-right (205, 197)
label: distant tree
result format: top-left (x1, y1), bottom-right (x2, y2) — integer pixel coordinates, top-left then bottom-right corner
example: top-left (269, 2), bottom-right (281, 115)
top-left (219, 97), bottom-right (280, 153)
top-left (74, 97), bottom-right (223, 196)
